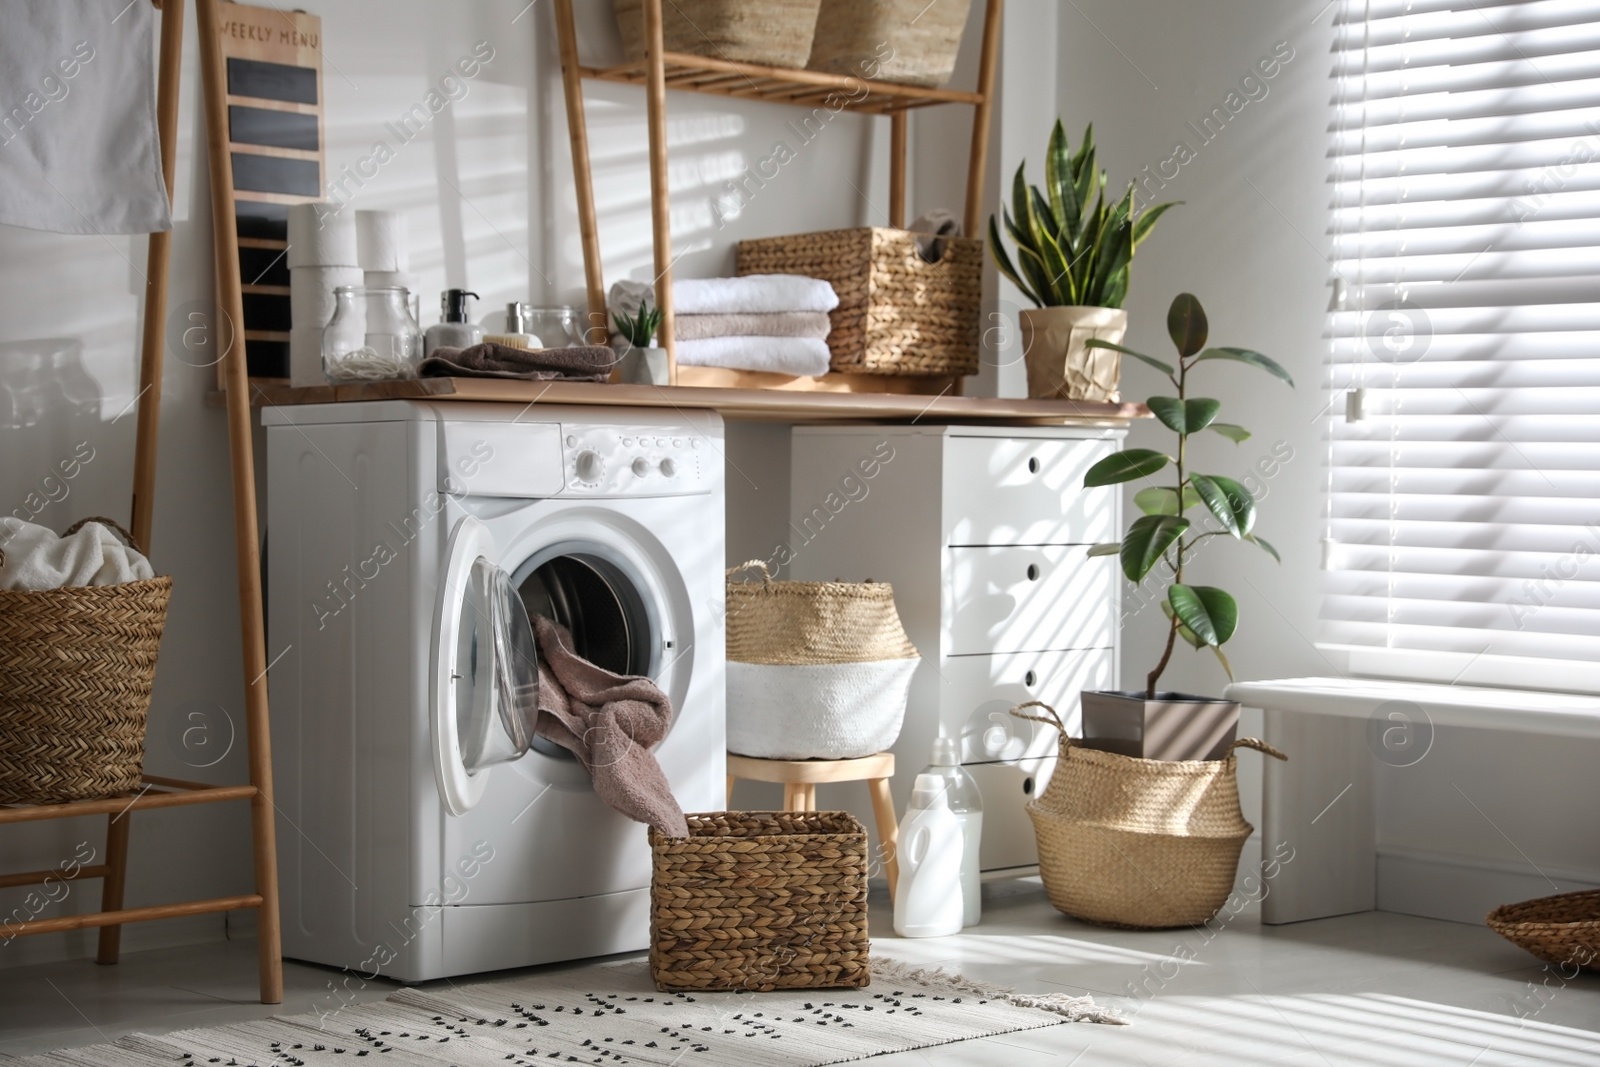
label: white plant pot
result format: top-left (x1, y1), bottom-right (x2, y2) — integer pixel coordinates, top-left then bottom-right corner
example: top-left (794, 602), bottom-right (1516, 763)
top-left (1020, 305), bottom-right (1129, 402)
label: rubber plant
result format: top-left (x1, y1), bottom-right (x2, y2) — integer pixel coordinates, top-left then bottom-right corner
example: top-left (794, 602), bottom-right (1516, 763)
top-left (1082, 292), bottom-right (1294, 698)
top-left (987, 121), bottom-right (1177, 309)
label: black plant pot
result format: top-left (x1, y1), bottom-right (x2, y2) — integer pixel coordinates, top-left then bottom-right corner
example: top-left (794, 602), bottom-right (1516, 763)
top-left (1079, 689), bottom-right (1240, 761)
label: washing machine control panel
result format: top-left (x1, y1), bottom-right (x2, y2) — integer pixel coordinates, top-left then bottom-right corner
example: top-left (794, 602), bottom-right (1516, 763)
top-left (561, 425), bottom-right (708, 495)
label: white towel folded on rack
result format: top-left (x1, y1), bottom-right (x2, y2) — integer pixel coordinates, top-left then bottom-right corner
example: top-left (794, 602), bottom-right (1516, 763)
top-left (0, 0), bottom-right (172, 235)
top-left (0, 519), bottom-right (153, 591)
top-left (610, 275), bottom-right (839, 320)
top-left (675, 336), bottom-right (832, 378)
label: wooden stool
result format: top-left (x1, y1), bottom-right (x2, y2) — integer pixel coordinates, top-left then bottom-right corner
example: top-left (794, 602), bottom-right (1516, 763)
top-left (725, 751), bottom-right (900, 901)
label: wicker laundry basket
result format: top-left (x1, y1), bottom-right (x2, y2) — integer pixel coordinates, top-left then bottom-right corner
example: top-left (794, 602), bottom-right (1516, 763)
top-left (738, 228), bottom-right (982, 376)
top-left (649, 810), bottom-right (870, 991)
top-left (1487, 890), bottom-right (1600, 971)
top-left (0, 518), bottom-right (170, 805)
top-left (613, 0), bottom-right (823, 69)
top-left (725, 561), bottom-right (918, 760)
top-left (1010, 701), bottom-right (1287, 929)
top-left (808, 0), bottom-right (973, 87)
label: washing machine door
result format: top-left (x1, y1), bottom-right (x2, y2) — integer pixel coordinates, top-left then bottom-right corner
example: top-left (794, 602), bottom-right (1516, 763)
top-left (431, 515), bottom-right (540, 816)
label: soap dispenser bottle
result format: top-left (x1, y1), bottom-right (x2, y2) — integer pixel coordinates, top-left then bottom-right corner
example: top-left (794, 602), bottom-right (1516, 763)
top-left (424, 289), bottom-right (482, 355)
top-left (893, 773), bottom-right (964, 938)
top-left (919, 736), bottom-right (984, 926)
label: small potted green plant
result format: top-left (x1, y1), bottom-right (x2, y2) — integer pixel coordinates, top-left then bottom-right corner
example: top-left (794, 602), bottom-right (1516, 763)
top-left (611, 300), bottom-right (667, 385)
top-left (988, 120), bottom-right (1177, 403)
top-left (1078, 292), bottom-right (1293, 760)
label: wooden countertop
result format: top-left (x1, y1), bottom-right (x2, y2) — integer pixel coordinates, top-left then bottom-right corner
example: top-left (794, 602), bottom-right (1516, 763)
top-left (215, 377), bottom-right (1145, 425)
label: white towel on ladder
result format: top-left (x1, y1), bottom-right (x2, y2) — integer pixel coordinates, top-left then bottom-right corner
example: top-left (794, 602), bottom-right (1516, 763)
top-left (0, 0), bottom-right (172, 235)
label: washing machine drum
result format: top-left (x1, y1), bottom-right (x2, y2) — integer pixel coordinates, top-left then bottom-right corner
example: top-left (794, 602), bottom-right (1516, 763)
top-left (517, 553), bottom-right (654, 678)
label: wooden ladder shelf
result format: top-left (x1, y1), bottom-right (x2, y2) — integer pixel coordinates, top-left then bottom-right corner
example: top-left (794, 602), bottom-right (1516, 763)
top-left (553, 0), bottom-right (1005, 390)
top-left (0, 0), bottom-right (284, 1005)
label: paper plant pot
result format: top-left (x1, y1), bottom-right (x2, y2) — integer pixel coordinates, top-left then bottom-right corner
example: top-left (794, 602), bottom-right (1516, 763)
top-left (1079, 689), bottom-right (1240, 761)
top-left (1020, 305), bottom-right (1128, 402)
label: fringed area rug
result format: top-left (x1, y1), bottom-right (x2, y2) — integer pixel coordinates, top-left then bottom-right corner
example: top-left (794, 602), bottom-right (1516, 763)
top-left (13, 958), bottom-right (1119, 1067)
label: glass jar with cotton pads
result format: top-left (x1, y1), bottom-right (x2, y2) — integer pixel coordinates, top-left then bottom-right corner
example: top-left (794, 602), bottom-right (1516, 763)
top-left (322, 287), bottom-right (424, 382)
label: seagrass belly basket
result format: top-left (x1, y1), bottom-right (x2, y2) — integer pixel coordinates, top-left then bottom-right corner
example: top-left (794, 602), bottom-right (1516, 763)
top-left (1011, 701), bottom-right (1287, 928)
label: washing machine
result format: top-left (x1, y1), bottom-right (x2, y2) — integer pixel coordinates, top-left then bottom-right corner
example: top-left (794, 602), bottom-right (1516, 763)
top-left (264, 400), bottom-right (725, 981)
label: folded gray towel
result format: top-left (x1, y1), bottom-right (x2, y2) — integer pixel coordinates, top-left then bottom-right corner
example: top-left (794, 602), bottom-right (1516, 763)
top-left (421, 341), bottom-right (616, 381)
top-left (673, 311), bottom-right (832, 341)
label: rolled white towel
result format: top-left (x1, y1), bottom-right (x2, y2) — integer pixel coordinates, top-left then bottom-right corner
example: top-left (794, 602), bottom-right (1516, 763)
top-left (0, 519), bottom-right (154, 591)
top-left (609, 275), bottom-right (839, 320)
top-left (675, 336), bottom-right (832, 378)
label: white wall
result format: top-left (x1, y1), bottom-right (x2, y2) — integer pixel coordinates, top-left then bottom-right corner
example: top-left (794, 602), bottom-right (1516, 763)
top-left (1052, 0), bottom-right (1600, 913)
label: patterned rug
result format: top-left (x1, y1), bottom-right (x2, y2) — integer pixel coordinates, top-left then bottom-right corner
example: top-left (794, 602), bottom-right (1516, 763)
top-left (14, 959), bottom-right (1118, 1067)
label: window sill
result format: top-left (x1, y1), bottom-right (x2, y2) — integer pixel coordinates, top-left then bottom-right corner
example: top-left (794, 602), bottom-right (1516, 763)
top-left (1224, 676), bottom-right (1600, 739)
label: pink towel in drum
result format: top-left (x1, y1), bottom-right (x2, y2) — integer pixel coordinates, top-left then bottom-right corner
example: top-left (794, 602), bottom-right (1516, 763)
top-left (531, 615), bottom-right (688, 837)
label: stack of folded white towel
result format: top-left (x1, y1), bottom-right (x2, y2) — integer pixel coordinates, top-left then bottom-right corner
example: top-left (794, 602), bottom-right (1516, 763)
top-left (609, 275), bottom-right (838, 378)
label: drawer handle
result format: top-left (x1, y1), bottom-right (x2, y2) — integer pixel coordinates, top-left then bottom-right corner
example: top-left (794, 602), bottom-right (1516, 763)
top-left (1023, 776), bottom-right (1036, 795)
top-left (1026, 563), bottom-right (1041, 581)
top-left (1028, 456), bottom-right (1041, 474)
top-left (1024, 670), bottom-right (1037, 687)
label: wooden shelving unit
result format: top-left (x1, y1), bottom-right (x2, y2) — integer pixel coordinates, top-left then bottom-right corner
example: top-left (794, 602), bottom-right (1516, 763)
top-left (554, 0), bottom-right (1004, 391)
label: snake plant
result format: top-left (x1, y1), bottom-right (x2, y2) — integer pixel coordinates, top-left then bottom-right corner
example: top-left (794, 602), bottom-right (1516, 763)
top-left (1082, 293), bottom-right (1294, 697)
top-left (988, 121), bottom-right (1177, 309)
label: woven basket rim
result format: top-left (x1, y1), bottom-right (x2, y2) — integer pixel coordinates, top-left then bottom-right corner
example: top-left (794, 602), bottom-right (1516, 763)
top-left (1487, 888), bottom-right (1600, 929)
top-left (652, 810), bottom-right (867, 843)
top-left (727, 580), bottom-right (899, 597)
top-left (1058, 739), bottom-right (1243, 771)
top-left (0, 574), bottom-right (172, 600)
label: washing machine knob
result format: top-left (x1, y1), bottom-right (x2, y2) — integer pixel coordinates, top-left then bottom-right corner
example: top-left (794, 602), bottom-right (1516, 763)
top-left (659, 457), bottom-right (678, 478)
top-left (574, 449), bottom-right (603, 483)
top-left (631, 457), bottom-right (651, 478)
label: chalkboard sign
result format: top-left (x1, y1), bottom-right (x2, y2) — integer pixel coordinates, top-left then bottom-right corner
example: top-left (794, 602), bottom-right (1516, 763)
top-left (215, 5), bottom-right (325, 382)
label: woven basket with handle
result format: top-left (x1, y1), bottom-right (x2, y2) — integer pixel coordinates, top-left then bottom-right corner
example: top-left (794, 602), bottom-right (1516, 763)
top-left (738, 228), bottom-right (982, 376)
top-left (613, 0), bottom-right (824, 69)
top-left (1010, 701), bottom-right (1288, 929)
top-left (1487, 889), bottom-right (1600, 971)
top-left (807, 0), bottom-right (973, 87)
top-left (0, 518), bottom-right (170, 804)
top-left (725, 560), bottom-right (918, 760)
top-left (649, 810), bottom-right (870, 991)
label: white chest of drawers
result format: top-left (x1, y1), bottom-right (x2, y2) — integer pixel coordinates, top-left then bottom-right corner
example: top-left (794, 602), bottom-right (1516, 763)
top-left (787, 424), bottom-right (1124, 872)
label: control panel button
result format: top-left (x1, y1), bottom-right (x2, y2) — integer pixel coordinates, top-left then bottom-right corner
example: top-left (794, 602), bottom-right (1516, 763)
top-left (566, 434), bottom-right (577, 448)
top-left (574, 449), bottom-right (603, 483)
top-left (659, 457), bottom-right (677, 477)
top-left (631, 457), bottom-right (651, 478)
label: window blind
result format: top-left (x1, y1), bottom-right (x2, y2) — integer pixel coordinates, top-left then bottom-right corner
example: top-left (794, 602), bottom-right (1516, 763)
top-left (1323, 0), bottom-right (1600, 670)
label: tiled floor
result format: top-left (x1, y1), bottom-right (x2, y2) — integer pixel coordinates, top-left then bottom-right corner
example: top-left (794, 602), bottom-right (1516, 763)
top-left (1, 878), bottom-right (1596, 1065)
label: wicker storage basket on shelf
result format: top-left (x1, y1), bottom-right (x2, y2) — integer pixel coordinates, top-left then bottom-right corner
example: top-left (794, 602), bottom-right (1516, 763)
top-left (738, 228), bottom-right (982, 376)
top-left (1487, 889), bottom-right (1600, 971)
top-left (725, 561), bottom-right (918, 760)
top-left (1010, 701), bottom-right (1287, 929)
top-left (807, 0), bottom-right (974, 87)
top-left (612, 0), bottom-right (823, 69)
top-left (649, 810), bottom-right (870, 991)
top-left (0, 519), bottom-right (170, 805)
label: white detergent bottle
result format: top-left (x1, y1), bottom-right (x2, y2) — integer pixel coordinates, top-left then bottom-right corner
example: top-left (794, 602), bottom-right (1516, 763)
top-left (919, 736), bottom-right (984, 926)
top-left (893, 773), bottom-right (964, 938)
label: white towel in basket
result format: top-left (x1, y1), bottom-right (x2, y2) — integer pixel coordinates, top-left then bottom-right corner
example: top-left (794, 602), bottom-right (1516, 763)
top-left (0, 519), bottom-right (153, 591)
